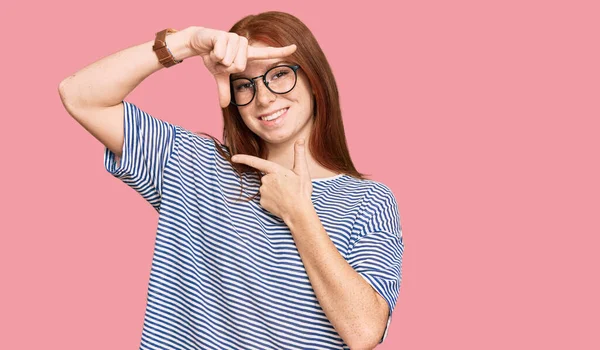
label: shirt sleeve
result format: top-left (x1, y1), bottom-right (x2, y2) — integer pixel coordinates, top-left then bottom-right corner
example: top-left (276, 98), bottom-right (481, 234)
top-left (346, 184), bottom-right (404, 344)
top-left (103, 100), bottom-right (177, 212)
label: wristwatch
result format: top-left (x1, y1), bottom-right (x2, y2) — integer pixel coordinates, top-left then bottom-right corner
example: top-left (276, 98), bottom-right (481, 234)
top-left (153, 28), bottom-right (183, 68)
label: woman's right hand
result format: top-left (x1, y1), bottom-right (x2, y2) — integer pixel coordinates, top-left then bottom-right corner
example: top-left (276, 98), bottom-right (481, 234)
top-left (188, 27), bottom-right (297, 108)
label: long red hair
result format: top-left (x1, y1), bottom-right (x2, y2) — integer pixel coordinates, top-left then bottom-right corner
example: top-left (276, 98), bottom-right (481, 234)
top-left (195, 11), bottom-right (369, 201)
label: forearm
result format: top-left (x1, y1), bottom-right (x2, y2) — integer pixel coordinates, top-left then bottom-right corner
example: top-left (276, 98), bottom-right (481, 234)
top-left (284, 205), bottom-right (388, 350)
top-left (58, 26), bottom-right (198, 109)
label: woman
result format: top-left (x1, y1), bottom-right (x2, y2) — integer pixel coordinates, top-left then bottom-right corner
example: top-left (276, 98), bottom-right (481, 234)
top-left (59, 11), bottom-right (403, 350)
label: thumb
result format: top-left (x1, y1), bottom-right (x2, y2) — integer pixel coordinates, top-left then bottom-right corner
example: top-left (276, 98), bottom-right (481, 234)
top-left (214, 73), bottom-right (231, 108)
top-left (293, 138), bottom-right (310, 179)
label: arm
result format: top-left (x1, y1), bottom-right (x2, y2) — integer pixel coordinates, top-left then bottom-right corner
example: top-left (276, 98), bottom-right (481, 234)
top-left (58, 26), bottom-right (197, 109)
top-left (57, 26), bottom-right (296, 157)
top-left (284, 204), bottom-right (389, 350)
top-left (57, 27), bottom-right (198, 156)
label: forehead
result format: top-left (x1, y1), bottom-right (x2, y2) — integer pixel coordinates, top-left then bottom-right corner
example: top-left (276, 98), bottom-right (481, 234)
top-left (232, 41), bottom-right (294, 78)
top-left (236, 59), bottom-right (289, 77)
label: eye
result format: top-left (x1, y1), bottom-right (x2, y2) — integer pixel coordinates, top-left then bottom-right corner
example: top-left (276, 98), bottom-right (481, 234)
top-left (271, 69), bottom-right (289, 80)
top-left (233, 81), bottom-right (254, 91)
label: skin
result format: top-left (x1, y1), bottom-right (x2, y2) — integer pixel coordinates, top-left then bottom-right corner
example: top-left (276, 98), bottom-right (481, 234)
top-left (230, 48), bottom-right (389, 348)
top-left (191, 30), bottom-right (336, 177)
top-left (232, 42), bottom-right (339, 179)
top-left (203, 32), bottom-right (388, 348)
top-left (231, 140), bottom-right (389, 349)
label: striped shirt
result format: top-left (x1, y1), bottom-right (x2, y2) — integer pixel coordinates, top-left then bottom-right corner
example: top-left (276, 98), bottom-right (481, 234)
top-left (104, 101), bottom-right (404, 349)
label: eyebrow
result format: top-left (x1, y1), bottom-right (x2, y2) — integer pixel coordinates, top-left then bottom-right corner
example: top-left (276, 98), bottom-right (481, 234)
top-left (231, 61), bottom-right (293, 80)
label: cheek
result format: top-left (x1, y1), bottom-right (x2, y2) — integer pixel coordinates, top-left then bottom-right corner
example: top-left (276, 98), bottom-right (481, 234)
top-left (238, 109), bottom-right (256, 124)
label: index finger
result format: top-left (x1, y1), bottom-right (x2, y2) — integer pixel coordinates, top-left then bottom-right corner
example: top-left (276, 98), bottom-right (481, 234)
top-left (247, 44), bottom-right (297, 60)
top-left (231, 155), bottom-right (282, 174)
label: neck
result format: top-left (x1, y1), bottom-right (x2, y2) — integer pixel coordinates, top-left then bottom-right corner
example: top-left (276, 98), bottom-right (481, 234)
top-left (265, 137), bottom-right (339, 179)
top-left (265, 117), bottom-right (313, 170)
top-left (266, 137), bottom-right (309, 171)
top-left (262, 119), bottom-right (338, 179)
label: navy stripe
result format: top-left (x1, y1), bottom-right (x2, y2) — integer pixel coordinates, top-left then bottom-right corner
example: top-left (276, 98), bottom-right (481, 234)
top-left (104, 101), bottom-right (404, 348)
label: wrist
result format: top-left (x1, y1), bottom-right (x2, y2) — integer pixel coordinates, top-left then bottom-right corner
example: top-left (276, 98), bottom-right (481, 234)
top-left (283, 200), bottom-right (314, 229)
top-left (164, 27), bottom-right (198, 62)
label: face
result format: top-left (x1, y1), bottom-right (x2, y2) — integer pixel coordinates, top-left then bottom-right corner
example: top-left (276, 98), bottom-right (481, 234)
top-left (232, 42), bottom-right (315, 147)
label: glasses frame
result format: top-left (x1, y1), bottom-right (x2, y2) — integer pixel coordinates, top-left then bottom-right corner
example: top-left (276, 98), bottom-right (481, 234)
top-left (229, 64), bottom-right (301, 107)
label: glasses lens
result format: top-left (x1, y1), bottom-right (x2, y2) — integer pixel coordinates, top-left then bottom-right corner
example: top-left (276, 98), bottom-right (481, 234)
top-left (266, 66), bottom-right (296, 94)
top-left (231, 78), bottom-right (254, 105)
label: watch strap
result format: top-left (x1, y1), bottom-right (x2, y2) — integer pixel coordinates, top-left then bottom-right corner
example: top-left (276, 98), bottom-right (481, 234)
top-left (153, 28), bottom-right (182, 68)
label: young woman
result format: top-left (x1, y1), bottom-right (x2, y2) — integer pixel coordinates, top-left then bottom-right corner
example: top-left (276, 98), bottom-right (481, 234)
top-left (59, 11), bottom-right (404, 350)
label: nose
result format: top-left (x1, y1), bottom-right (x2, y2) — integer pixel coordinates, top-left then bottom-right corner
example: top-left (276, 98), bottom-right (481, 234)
top-left (254, 79), bottom-right (276, 106)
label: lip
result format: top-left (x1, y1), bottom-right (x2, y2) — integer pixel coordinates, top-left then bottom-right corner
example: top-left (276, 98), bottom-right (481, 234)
top-left (258, 107), bottom-right (288, 127)
top-left (257, 107), bottom-right (289, 119)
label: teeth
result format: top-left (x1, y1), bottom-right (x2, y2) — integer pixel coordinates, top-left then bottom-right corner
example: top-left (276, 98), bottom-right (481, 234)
top-left (260, 108), bottom-right (287, 121)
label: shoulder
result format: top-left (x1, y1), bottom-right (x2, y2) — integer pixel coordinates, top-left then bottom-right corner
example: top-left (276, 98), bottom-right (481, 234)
top-left (346, 177), bottom-right (397, 203)
top-left (356, 179), bottom-right (400, 224)
top-left (371, 182), bottom-right (398, 206)
top-left (175, 127), bottom-right (229, 153)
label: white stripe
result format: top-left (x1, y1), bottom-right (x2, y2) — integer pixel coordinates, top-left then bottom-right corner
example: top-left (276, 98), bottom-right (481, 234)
top-left (104, 101), bottom-right (404, 348)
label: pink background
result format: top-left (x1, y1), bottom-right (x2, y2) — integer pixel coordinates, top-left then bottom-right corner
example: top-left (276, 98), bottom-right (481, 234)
top-left (1, 0), bottom-right (599, 349)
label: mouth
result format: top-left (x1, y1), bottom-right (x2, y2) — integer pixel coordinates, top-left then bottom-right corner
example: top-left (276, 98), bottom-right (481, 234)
top-left (257, 107), bottom-right (289, 127)
top-left (257, 107), bottom-right (289, 120)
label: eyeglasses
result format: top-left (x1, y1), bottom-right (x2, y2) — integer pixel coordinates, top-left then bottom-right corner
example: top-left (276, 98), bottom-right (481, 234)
top-left (229, 64), bottom-right (301, 106)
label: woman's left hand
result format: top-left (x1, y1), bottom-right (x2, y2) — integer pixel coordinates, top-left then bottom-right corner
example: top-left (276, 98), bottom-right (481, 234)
top-left (230, 139), bottom-right (313, 222)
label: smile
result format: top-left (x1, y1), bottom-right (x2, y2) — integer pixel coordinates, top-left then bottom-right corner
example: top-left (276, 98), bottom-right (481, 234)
top-left (259, 108), bottom-right (288, 121)
top-left (258, 108), bottom-right (288, 127)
